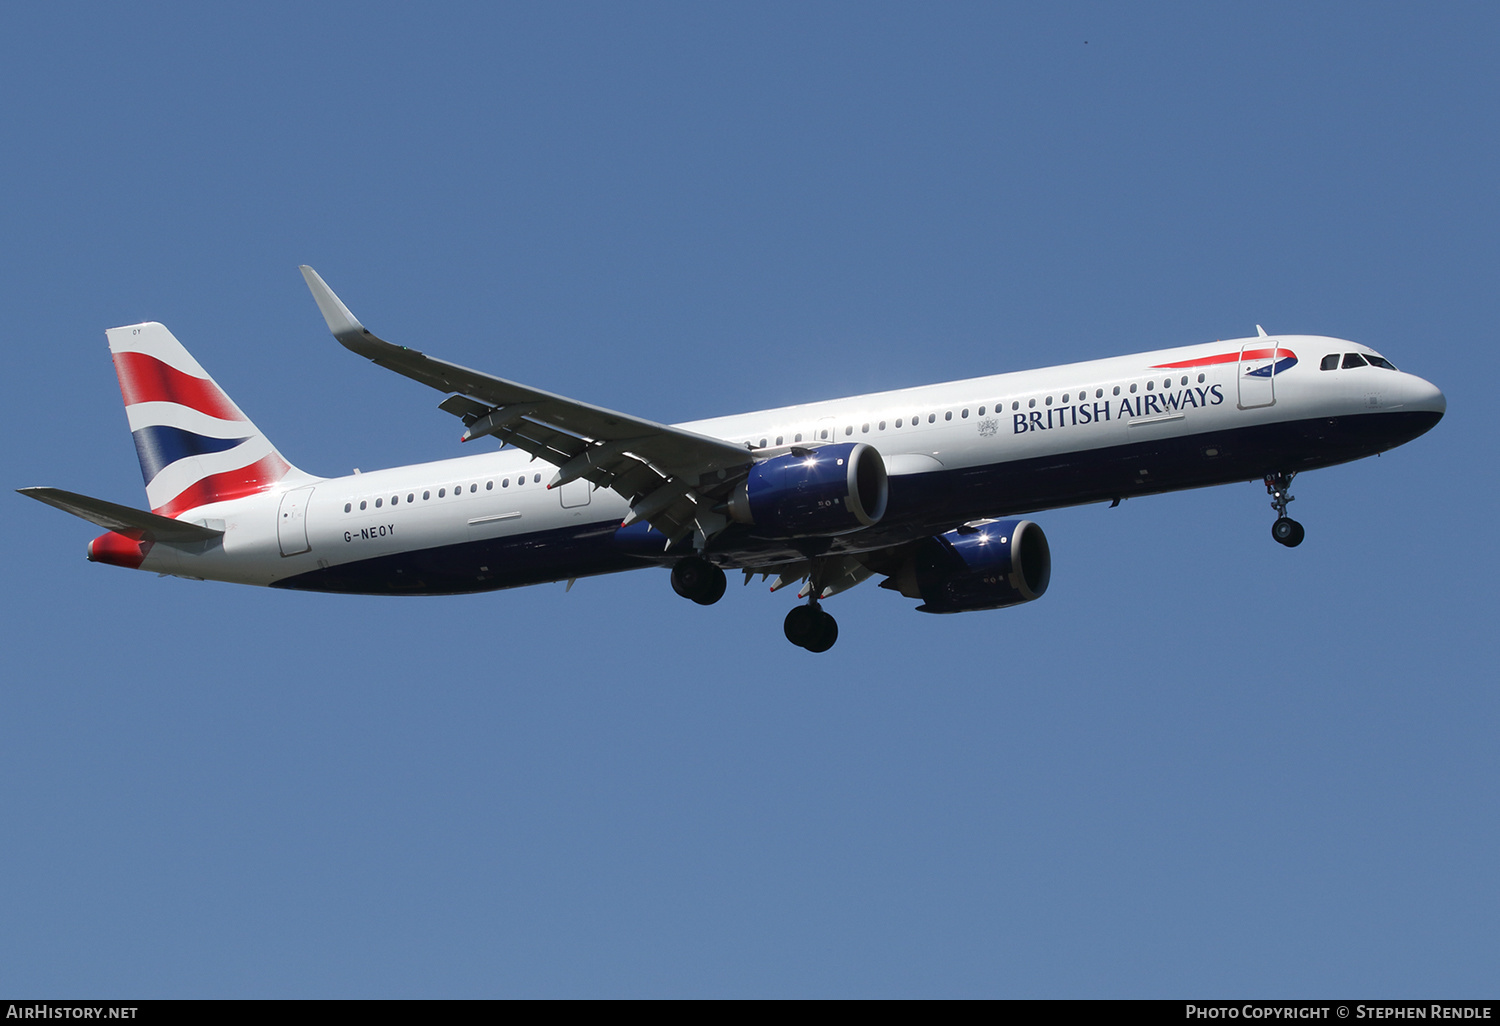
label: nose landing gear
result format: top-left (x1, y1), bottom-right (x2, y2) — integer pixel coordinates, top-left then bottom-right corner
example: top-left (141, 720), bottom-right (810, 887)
top-left (1265, 472), bottom-right (1305, 548)
top-left (1272, 516), bottom-right (1305, 547)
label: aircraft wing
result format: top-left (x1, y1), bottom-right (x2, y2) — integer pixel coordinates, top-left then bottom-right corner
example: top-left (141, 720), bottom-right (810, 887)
top-left (300, 266), bottom-right (754, 548)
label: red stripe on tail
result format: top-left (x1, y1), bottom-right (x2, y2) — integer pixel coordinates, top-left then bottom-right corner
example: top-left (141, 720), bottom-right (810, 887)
top-left (112, 351), bottom-right (247, 421)
top-left (152, 453), bottom-right (291, 517)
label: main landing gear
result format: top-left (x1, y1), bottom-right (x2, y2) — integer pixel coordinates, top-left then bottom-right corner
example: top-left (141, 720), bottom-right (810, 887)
top-left (1265, 472), bottom-right (1306, 548)
top-left (671, 555), bottom-right (727, 605)
top-left (784, 601), bottom-right (838, 653)
top-left (671, 555), bottom-right (840, 651)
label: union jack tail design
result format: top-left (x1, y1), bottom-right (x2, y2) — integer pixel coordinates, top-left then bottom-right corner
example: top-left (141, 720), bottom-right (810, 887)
top-left (106, 322), bottom-right (307, 518)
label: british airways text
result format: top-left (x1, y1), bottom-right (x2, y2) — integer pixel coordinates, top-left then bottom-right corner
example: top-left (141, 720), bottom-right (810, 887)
top-left (1013, 384), bottom-right (1225, 434)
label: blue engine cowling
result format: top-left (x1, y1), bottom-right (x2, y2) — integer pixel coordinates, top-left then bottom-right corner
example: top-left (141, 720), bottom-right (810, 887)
top-left (728, 442), bottom-right (888, 537)
top-left (884, 519), bottom-right (1051, 613)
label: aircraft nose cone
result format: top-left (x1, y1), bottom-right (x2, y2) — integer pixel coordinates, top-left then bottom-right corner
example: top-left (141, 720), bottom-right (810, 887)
top-left (1406, 374), bottom-right (1446, 418)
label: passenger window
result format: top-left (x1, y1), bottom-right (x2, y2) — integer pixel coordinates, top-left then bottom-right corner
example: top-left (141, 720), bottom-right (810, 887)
top-left (1197, 374), bottom-right (1205, 383)
top-left (978, 407), bottom-right (985, 416)
top-left (862, 424), bottom-right (869, 433)
top-left (1129, 383), bottom-right (1137, 393)
top-left (375, 498), bottom-right (382, 508)
top-left (845, 426), bottom-right (853, 436)
top-left (1113, 386), bottom-right (1121, 396)
top-left (928, 414), bottom-right (936, 423)
top-left (759, 439), bottom-right (767, 448)
top-left (1012, 401), bottom-right (1020, 411)
top-left (360, 500), bottom-right (367, 510)
top-left (344, 503), bottom-right (352, 513)
top-left (776, 436), bottom-right (783, 445)
top-left (961, 409), bottom-right (968, 418)
top-left (502, 479), bottom-right (509, 487)
top-left (470, 484), bottom-right (477, 493)
top-left (878, 421), bottom-right (885, 430)
top-left (1146, 381), bottom-right (1154, 391)
top-left (795, 433), bottom-right (803, 442)
top-left (1367, 355), bottom-right (1398, 370)
top-left (438, 489), bottom-right (445, 498)
top-left (408, 493), bottom-right (415, 502)
top-left (1180, 376), bottom-right (1188, 386)
top-left (423, 491), bottom-right (430, 500)
top-left (1028, 399), bottom-right (1036, 409)
top-left (944, 411), bottom-right (952, 421)
top-left (895, 419), bottom-right (902, 428)
top-left (1045, 396), bottom-right (1053, 405)
top-left (1342, 353), bottom-right (1368, 369)
top-left (516, 477), bottom-right (523, 486)
top-left (485, 482), bottom-right (492, 491)
top-left (534, 474), bottom-right (540, 483)
top-left (1163, 379), bottom-right (1171, 389)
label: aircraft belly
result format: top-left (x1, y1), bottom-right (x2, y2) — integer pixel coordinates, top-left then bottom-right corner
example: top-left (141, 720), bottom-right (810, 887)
top-left (272, 518), bottom-right (636, 595)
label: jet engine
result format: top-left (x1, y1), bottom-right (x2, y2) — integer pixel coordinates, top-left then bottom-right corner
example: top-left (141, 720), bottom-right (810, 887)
top-left (882, 519), bottom-right (1051, 613)
top-left (727, 442), bottom-right (888, 537)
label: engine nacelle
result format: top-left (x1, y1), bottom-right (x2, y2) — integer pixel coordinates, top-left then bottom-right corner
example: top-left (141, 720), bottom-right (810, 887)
top-left (728, 442), bottom-right (888, 537)
top-left (885, 519), bottom-right (1051, 613)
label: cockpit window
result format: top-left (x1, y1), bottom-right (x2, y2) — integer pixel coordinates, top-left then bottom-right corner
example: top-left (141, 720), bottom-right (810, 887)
top-left (1342, 353), bottom-right (1368, 369)
top-left (1366, 354), bottom-right (1398, 370)
top-left (1320, 354), bottom-right (1339, 370)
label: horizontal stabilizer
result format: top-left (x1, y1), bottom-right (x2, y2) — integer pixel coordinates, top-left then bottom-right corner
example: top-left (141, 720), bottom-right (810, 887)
top-left (17, 487), bottom-right (224, 542)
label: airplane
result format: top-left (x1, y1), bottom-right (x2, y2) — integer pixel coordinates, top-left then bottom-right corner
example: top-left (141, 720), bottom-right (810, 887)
top-left (20, 267), bottom-right (1446, 651)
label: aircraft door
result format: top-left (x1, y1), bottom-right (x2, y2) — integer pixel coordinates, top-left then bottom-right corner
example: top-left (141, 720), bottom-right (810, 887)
top-left (1237, 342), bottom-right (1277, 410)
top-left (558, 478), bottom-right (592, 509)
top-left (277, 486), bottom-right (314, 556)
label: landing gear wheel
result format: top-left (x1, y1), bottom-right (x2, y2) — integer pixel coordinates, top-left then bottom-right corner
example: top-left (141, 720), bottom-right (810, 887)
top-left (784, 605), bottom-right (817, 646)
top-left (671, 556), bottom-right (727, 605)
top-left (784, 605), bottom-right (838, 651)
top-left (805, 609), bottom-right (838, 652)
top-left (1272, 517), bottom-right (1305, 548)
top-left (1264, 472), bottom-right (1304, 548)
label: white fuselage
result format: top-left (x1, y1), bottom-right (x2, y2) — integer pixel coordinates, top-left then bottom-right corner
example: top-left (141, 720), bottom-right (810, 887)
top-left (130, 333), bottom-right (1445, 593)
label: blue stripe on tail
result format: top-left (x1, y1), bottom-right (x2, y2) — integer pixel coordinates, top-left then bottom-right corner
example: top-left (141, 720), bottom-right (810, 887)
top-left (131, 425), bottom-right (253, 485)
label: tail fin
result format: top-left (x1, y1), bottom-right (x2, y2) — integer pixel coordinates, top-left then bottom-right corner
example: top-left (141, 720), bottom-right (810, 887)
top-left (106, 322), bottom-right (306, 518)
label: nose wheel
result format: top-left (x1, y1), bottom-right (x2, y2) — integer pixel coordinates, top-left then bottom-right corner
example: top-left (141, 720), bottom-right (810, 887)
top-left (1272, 516), bottom-right (1305, 547)
top-left (1265, 472), bottom-right (1305, 548)
top-left (784, 601), bottom-right (839, 652)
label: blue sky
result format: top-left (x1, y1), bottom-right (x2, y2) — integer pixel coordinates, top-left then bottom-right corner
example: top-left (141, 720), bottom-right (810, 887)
top-left (3, 3), bottom-right (1496, 997)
